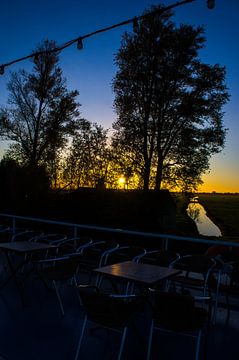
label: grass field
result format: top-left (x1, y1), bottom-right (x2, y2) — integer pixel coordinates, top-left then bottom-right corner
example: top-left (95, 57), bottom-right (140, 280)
top-left (198, 193), bottom-right (239, 237)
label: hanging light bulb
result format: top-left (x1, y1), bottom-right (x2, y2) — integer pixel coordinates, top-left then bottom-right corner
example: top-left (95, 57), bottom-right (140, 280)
top-left (207, 0), bottom-right (215, 9)
top-left (133, 17), bottom-right (138, 32)
top-left (0, 65), bottom-right (4, 75)
top-left (77, 38), bottom-right (83, 50)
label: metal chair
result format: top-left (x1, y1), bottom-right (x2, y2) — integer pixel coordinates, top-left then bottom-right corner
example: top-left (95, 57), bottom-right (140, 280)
top-left (99, 245), bottom-right (146, 292)
top-left (76, 240), bottom-right (119, 273)
top-left (103, 245), bottom-right (147, 265)
top-left (36, 233), bottom-right (67, 244)
top-left (11, 230), bottom-right (44, 242)
top-left (55, 236), bottom-right (93, 256)
top-left (35, 253), bottom-right (82, 316)
top-left (139, 250), bottom-right (180, 267)
top-left (75, 285), bottom-right (146, 360)
top-left (172, 254), bottom-right (216, 296)
top-left (147, 289), bottom-right (211, 360)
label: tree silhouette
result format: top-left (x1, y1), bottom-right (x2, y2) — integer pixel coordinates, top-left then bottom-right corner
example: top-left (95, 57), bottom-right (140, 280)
top-left (63, 119), bottom-right (110, 189)
top-left (113, 6), bottom-right (229, 191)
top-left (0, 39), bottom-right (81, 184)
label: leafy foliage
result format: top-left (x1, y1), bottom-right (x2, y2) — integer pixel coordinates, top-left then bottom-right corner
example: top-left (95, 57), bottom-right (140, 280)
top-left (63, 119), bottom-right (110, 189)
top-left (112, 6), bottom-right (229, 191)
top-left (0, 40), bottom-right (81, 178)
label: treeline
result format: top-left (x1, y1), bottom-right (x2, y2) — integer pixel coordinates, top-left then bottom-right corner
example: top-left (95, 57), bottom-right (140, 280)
top-left (0, 5), bottom-right (229, 193)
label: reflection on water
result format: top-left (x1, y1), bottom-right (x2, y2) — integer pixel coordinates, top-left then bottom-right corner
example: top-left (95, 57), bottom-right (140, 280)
top-left (187, 199), bottom-right (222, 237)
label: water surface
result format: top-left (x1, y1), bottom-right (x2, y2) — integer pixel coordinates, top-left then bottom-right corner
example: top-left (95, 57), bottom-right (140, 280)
top-left (187, 200), bottom-right (222, 237)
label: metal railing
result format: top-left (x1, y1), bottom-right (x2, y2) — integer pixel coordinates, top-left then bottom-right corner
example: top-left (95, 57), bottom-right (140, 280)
top-left (0, 212), bottom-right (238, 251)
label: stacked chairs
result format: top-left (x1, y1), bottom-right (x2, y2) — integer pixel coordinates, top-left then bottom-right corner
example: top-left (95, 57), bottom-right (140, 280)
top-left (75, 285), bottom-right (146, 360)
top-left (147, 288), bottom-right (211, 360)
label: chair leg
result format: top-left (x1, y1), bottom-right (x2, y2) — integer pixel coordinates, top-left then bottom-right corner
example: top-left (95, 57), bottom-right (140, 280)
top-left (213, 270), bottom-right (222, 325)
top-left (73, 276), bottom-right (82, 306)
top-left (195, 330), bottom-right (202, 360)
top-left (147, 320), bottom-right (154, 360)
top-left (118, 327), bottom-right (127, 360)
top-left (52, 280), bottom-right (64, 316)
top-left (75, 315), bottom-right (87, 360)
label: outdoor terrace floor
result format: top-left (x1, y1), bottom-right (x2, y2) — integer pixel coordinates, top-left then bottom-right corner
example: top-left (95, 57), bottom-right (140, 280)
top-left (0, 262), bottom-right (238, 360)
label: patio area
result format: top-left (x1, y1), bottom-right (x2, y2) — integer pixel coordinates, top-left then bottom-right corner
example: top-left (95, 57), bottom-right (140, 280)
top-left (0, 213), bottom-right (239, 360)
top-left (0, 261), bottom-right (238, 360)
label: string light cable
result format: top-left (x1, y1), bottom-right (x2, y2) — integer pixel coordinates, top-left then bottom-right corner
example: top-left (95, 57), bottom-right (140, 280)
top-left (0, 0), bottom-right (215, 75)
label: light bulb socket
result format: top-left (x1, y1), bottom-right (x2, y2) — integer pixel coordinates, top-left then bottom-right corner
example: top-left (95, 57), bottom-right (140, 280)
top-left (207, 0), bottom-right (215, 9)
top-left (77, 38), bottom-right (83, 50)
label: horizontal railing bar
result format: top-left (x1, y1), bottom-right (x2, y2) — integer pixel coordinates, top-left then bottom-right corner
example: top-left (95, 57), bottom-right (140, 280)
top-left (0, 212), bottom-right (238, 248)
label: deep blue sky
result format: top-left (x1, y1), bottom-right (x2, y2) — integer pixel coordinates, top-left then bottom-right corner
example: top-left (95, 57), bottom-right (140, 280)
top-left (0, 0), bottom-right (238, 192)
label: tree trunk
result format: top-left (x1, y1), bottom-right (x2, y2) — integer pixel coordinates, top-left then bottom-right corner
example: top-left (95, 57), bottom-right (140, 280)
top-left (155, 158), bottom-right (163, 191)
top-left (143, 160), bottom-right (151, 191)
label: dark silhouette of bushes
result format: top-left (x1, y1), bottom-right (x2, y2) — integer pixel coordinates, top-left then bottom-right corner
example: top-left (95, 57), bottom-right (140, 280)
top-left (0, 159), bottom-right (50, 211)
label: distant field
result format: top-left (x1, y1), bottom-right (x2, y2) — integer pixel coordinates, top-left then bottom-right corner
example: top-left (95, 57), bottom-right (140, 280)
top-left (198, 194), bottom-right (239, 237)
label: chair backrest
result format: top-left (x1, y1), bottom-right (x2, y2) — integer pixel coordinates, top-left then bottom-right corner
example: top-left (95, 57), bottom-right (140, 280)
top-left (105, 246), bottom-right (146, 265)
top-left (78, 240), bottom-right (119, 268)
top-left (173, 254), bottom-right (216, 278)
top-left (140, 250), bottom-right (180, 267)
top-left (78, 286), bottom-right (144, 328)
top-left (55, 237), bottom-right (93, 256)
top-left (39, 233), bottom-right (67, 244)
top-left (12, 230), bottom-right (44, 242)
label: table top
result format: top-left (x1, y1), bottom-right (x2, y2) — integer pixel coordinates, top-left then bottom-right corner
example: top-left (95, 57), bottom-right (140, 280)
top-left (94, 261), bottom-right (180, 285)
top-left (0, 241), bottom-right (54, 253)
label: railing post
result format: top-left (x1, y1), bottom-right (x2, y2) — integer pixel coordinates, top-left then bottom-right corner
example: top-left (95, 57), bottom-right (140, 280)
top-left (73, 226), bottom-right (78, 238)
top-left (162, 237), bottom-right (169, 251)
top-left (12, 216), bottom-right (16, 240)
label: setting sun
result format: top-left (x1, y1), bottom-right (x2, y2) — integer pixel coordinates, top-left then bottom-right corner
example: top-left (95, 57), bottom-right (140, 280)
top-left (118, 176), bottom-right (125, 184)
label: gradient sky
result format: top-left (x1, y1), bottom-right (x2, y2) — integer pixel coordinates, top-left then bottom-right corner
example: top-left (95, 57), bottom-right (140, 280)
top-left (0, 0), bottom-right (238, 193)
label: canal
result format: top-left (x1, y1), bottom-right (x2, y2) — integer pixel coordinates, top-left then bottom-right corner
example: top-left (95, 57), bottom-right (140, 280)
top-left (187, 198), bottom-right (222, 237)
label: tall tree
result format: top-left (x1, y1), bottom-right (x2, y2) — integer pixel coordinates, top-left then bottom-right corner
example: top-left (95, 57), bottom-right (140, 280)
top-left (0, 40), bottom-right (80, 175)
top-left (112, 6), bottom-right (229, 191)
top-left (63, 119), bottom-right (110, 189)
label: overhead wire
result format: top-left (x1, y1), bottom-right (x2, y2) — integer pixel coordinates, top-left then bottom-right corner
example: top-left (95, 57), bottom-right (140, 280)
top-left (0, 0), bottom-right (214, 75)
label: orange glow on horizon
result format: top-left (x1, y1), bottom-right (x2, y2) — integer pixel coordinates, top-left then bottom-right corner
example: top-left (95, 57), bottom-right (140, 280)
top-left (199, 174), bottom-right (239, 193)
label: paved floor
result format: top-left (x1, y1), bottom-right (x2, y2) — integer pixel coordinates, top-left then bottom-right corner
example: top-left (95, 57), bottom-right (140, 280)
top-left (0, 259), bottom-right (238, 360)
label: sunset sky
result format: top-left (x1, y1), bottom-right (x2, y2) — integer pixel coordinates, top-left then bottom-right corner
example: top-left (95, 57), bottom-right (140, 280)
top-left (0, 0), bottom-right (238, 193)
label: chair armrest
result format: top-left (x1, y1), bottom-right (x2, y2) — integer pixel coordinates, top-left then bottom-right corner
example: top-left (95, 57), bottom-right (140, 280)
top-left (77, 284), bottom-right (100, 292)
top-left (194, 295), bottom-right (211, 302)
top-left (35, 255), bottom-right (70, 264)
